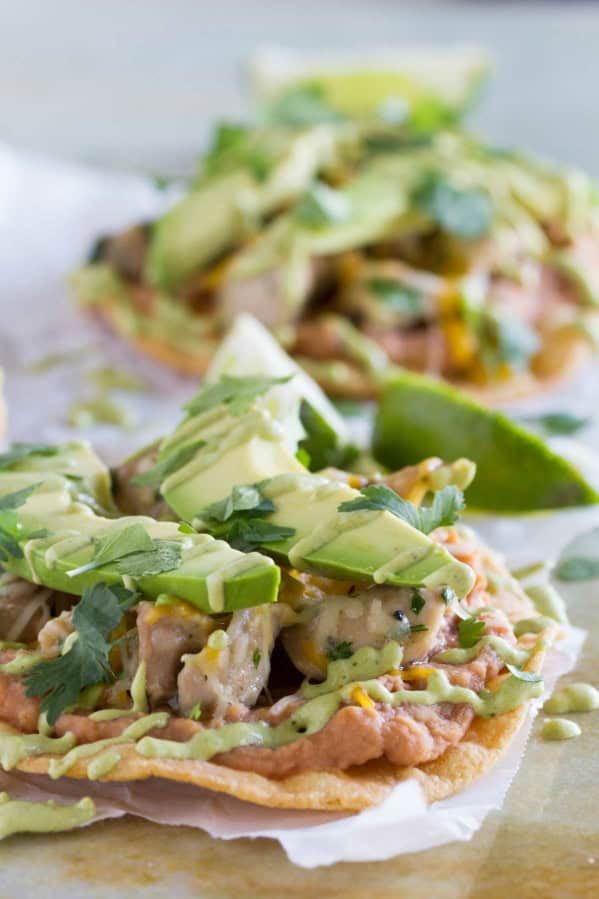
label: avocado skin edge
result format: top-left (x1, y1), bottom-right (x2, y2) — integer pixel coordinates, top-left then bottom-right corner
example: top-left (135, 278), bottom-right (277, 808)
top-left (372, 371), bottom-right (599, 513)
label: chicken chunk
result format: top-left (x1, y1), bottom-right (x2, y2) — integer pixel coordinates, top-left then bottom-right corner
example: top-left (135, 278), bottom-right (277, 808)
top-left (177, 605), bottom-right (292, 719)
top-left (38, 610), bottom-right (74, 658)
top-left (282, 584), bottom-right (448, 680)
top-left (137, 601), bottom-right (216, 706)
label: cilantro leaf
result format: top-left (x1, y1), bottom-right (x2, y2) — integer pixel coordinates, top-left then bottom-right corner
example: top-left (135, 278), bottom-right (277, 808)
top-left (202, 122), bottom-right (272, 182)
top-left (295, 181), bottom-right (352, 229)
top-left (130, 440), bottom-right (206, 488)
top-left (524, 412), bottom-right (590, 436)
top-left (116, 540), bottom-right (182, 577)
top-left (0, 443), bottom-right (58, 471)
top-left (24, 583), bottom-right (138, 724)
top-left (0, 483), bottom-right (42, 512)
top-left (411, 590), bottom-right (426, 615)
top-left (67, 523), bottom-right (154, 578)
top-left (201, 484), bottom-right (274, 525)
top-left (505, 662), bottom-right (542, 683)
top-left (338, 484), bottom-right (464, 534)
top-left (367, 278), bottom-right (425, 318)
top-left (458, 616), bottom-right (486, 648)
top-left (409, 623), bottom-right (429, 633)
top-left (413, 172), bottom-right (492, 240)
top-left (252, 649), bottom-right (262, 668)
top-left (555, 526), bottom-right (599, 582)
top-left (486, 312), bottom-right (540, 374)
top-left (226, 519), bottom-right (295, 552)
top-left (326, 638), bottom-right (354, 661)
top-left (185, 375), bottom-right (291, 418)
top-left (188, 703), bottom-right (202, 721)
top-left (267, 84), bottom-right (345, 127)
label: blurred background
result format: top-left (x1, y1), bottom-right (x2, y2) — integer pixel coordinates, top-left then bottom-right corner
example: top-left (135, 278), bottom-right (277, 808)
top-left (1, 0), bottom-right (598, 176)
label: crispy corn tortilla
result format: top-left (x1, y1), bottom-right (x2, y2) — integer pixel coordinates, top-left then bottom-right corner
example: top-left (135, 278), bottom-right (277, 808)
top-left (95, 302), bottom-right (591, 405)
top-left (3, 644), bottom-right (545, 812)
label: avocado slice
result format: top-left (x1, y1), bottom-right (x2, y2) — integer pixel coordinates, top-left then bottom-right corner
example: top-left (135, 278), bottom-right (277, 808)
top-left (373, 370), bottom-right (599, 512)
top-left (255, 474), bottom-right (474, 597)
top-left (0, 463), bottom-right (279, 615)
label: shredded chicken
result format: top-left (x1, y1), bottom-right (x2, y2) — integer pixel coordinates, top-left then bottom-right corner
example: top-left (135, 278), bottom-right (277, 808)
top-left (0, 572), bottom-right (71, 644)
top-left (177, 605), bottom-right (293, 719)
top-left (136, 601), bottom-right (215, 706)
top-left (37, 610), bottom-right (74, 658)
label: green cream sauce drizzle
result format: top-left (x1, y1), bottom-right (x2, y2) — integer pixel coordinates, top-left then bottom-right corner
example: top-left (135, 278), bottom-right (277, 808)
top-left (89, 661), bottom-right (149, 721)
top-left (0, 793), bottom-right (96, 839)
top-left (543, 683), bottom-right (599, 714)
top-left (87, 749), bottom-right (121, 780)
top-left (0, 732), bottom-right (77, 771)
top-left (48, 712), bottom-right (169, 779)
top-left (135, 643), bottom-right (543, 765)
top-left (435, 635), bottom-right (532, 667)
top-left (525, 584), bottom-right (569, 625)
top-left (514, 616), bottom-right (556, 637)
top-left (0, 652), bottom-right (44, 676)
top-left (541, 718), bottom-right (581, 741)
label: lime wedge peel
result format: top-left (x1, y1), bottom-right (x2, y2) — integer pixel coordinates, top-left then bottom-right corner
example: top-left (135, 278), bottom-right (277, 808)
top-left (373, 369), bottom-right (599, 513)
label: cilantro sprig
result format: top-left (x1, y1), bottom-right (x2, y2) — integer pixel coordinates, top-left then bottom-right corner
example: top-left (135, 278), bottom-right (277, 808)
top-left (338, 484), bottom-right (465, 535)
top-left (505, 662), bottom-right (542, 683)
top-left (412, 172), bottom-right (492, 240)
top-left (67, 522), bottom-right (182, 579)
top-left (130, 440), bottom-right (206, 489)
top-left (198, 483), bottom-right (295, 552)
top-left (185, 375), bottom-right (291, 418)
top-left (326, 638), bottom-right (354, 661)
top-left (458, 616), bottom-right (486, 648)
top-left (25, 583), bottom-right (139, 724)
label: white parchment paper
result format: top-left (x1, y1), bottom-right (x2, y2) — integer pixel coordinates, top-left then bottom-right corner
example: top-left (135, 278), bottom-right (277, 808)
top-left (0, 143), bottom-right (596, 866)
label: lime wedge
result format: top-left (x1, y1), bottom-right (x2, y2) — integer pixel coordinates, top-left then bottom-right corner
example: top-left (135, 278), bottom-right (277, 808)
top-left (373, 370), bottom-right (599, 512)
top-left (248, 45), bottom-right (490, 125)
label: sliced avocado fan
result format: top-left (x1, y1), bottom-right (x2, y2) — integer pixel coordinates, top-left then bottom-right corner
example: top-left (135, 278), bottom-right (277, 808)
top-left (0, 447), bottom-right (279, 614)
top-left (373, 370), bottom-right (599, 513)
top-left (150, 376), bottom-right (475, 598)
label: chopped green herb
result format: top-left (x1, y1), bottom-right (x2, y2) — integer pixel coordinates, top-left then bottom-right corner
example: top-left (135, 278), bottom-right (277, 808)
top-left (458, 616), bottom-right (486, 648)
top-left (367, 278), bottom-right (425, 318)
top-left (131, 440), bottom-right (206, 488)
top-left (25, 583), bottom-right (139, 724)
top-left (488, 313), bottom-right (540, 373)
top-left (505, 663), bottom-right (542, 683)
top-left (524, 412), bottom-right (590, 436)
top-left (326, 638), bottom-right (354, 661)
top-left (555, 526), bottom-right (599, 582)
top-left (201, 122), bottom-right (272, 182)
top-left (67, 523), bottom-right (154, 578)
top-left (409, 624), bottom-right (429, 634)
top-left (295, 447), bottom-right (311, 468)
top-left (411, 590), bottom-right (426, 615)
top-left (177, 521), bottom-right (196, 535)
top-left (338, 484), bottom-right (464, 535)
top-left (295, 181), bottom-right (352, 229)
top-left (185, 375), bottom-right (291, 418)
top-left (252, 649), bottom-right (262, 668)
top-left (116, 540), bottom-right (182, 578)
top-left (201, 484), bottom-right (274, 524)
top-left (413, 172), bottom-right (492, 240)
top-left (226, 519), bottom-right (296, 552)
top-left (0, 443), bottom-right (58, 471)
top-left (188, 703), bottom-right (203, 721)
